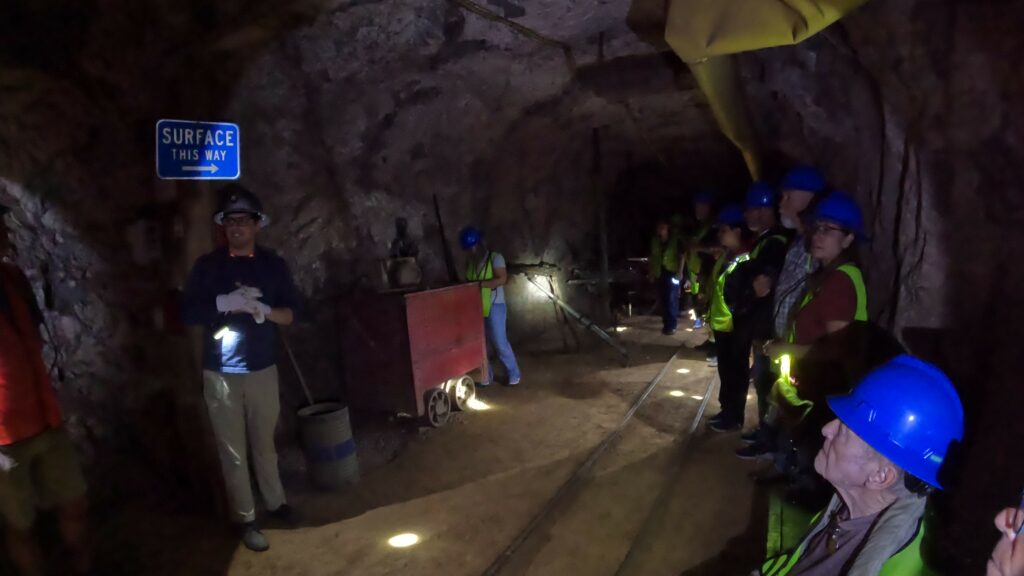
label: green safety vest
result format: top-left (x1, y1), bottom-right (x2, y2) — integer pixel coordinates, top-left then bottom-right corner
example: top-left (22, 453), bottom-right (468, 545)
top-left (761, 512), bottom-right (933, 576)
top-left (787, 263), bottom-right (868, 344)
top-left (466, 252), bottom-right (495, 318)
top-left (751, 232), bottom-right (789, 260)
top-left (650, 234), bottom-right (681, 276)
top-left (709, 251), bottom-right (751, 333)
top-left (685, 225), bottom-right (711, 295)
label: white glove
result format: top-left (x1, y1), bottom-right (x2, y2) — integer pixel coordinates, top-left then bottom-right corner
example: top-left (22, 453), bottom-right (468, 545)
top-left (233, 285), bottom-right (263, 300)
top-left (216, 292), bottom-right (249, 313)
top-left (216, 286), bottom-right (264, 313)
top-left (244, 299), bottom-right (273, 324)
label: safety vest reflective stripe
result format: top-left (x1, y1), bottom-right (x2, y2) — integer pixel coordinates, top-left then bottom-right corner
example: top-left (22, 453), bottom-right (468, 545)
top-left (466, 253), bottom-right (494, 318)
top-left (709, 252), bottom-right (751, 333)
top-left (751, 233), bottom-right (788, 259)
top-left (837, 264), bottom-right (868, 321)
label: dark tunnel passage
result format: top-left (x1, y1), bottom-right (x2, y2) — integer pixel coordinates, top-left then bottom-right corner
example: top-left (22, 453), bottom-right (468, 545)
top-left (1, 1), bottom-right (1024, 575)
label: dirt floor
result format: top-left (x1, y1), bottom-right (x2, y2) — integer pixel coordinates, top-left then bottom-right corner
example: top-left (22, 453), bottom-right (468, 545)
top-left (89, 315), bottom-right (771, 576)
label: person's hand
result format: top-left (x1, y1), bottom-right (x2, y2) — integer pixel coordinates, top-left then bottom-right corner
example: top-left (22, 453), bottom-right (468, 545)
top-left (233, 285), bottom-right (263, 300)
top-left (988, 507), bottom-right (1024, 576)
top-left (216, 286), bottom-right (264, 314)
top-left (764, 341), bottom-right (785, 361)
top-left (0, 446), bottom-right (15, 473)
top-left (242, 299), bottom-right (273, 324)
top-left (216, 292), bottom-right (249, 313)
top-left (753, 274), bottom-right (772, 298)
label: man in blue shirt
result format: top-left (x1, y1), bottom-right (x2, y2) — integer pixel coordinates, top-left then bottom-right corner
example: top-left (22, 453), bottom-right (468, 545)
top-left (182, 185), bottom-right (301, 553)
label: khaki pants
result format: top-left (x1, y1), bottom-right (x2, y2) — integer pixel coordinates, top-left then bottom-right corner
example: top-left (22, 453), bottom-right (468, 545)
top-left (0, 427), bottom-right (87, 531)
top-left (203, 366), bottom-right (286, 523)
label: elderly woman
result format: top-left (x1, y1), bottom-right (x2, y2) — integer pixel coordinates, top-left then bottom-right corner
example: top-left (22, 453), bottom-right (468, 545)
top-left (756, 355), bottom-right (964, 576)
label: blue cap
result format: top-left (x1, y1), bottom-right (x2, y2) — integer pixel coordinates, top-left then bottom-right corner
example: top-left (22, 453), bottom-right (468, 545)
top-left (827, 355), bottom-right (964, 489)
top-left (813, 191), bottom-right (864, 237)
top-left (694, 190), bottom-right (716, 205)
top-left (459, 226), bottom-right (481, 250)
top-left (781, 166), bottom-right (826, 194)
top-left (716, 203), bottom-right (745, 227)
top-left (745, 182), bottom-right (776, 208)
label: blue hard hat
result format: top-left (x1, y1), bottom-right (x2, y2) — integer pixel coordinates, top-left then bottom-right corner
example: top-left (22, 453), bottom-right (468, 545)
top-left (694, 190), bottom-right (716, 205)
top-left (813, 191), bottom-right (864, 237)
top-left (781, 166), bottom-right (826, 194)
top-left (745, 182), bottom-right (776, 208)
top-left (459, 226), bottom-right (481, 250)
top-left (716, 203), bottom-right (745, 227)
top-left (827, 355), bottom-right (964, 490)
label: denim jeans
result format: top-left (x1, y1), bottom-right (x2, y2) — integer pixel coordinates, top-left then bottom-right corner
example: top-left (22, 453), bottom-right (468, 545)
top-left (659, 270), bottom-right (680, 332)
top-left (485, 304), bottom-right (521, 384)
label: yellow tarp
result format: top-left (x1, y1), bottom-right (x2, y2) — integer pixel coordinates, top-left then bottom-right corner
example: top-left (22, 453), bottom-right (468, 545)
top-left (688, 57), bottom-right (762, 178)
top-left (664, 0), bottom-right (870, 178)
top-left (665, 0), bottom-right (869, 64)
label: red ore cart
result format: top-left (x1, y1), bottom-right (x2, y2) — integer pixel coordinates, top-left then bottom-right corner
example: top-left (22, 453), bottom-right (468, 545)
top-left (341, 283), bottom-right (488, 427)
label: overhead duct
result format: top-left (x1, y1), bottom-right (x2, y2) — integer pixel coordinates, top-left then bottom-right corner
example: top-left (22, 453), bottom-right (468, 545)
top-left (664, 0), bottom-right (871, 178)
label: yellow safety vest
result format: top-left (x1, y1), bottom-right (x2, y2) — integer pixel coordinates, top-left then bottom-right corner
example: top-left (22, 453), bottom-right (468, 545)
top-left (685, 225), bottom-right (710, 295)
top-left (650, 234), bottom-right (682, 276)
top-left (466, 252), bottom-right (495, 318)
top-left (786, 263), bottom-right (867, 344)
top-left (774, 263), bottom-right (869, 416)
top-left (761, 513), bottom-right (933, 576)
top-left (709, 251), bottom-right (751, 333)
top-left (751, 232), bottom-right (788, 260)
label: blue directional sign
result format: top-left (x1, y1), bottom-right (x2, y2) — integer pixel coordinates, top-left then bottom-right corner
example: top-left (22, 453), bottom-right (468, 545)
top-left (156, 119), bottom-right (240, 180)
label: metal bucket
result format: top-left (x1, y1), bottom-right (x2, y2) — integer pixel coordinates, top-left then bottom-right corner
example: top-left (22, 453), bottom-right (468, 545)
top-left (296, 402), bottom-right (359, 490)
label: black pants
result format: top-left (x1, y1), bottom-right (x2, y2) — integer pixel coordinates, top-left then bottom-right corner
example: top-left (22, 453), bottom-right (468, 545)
top-left (714, 327), bottom-right (754, 424)
top-left (752, 350), bottom-right (776, 425)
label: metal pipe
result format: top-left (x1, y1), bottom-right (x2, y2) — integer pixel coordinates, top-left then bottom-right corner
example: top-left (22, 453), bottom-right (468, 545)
top-left (525, 275), bottom-right (628, 362)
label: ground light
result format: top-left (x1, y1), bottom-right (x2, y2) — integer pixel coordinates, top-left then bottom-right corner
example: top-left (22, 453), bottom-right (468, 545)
top-left (466, 397), bottom-right (491, 411)
top-left (690, 395), bottom-right (704, 400)
top-left (615, 326), bottom-right (628, 332)
top-left (388, 533), bottom-right (420, 548)
top-left (685, 328), bottom-right (694, 332)
top-left (669, 390), bottom-right (685, 398)
top-left (676, 368), bottom-right (691, 374)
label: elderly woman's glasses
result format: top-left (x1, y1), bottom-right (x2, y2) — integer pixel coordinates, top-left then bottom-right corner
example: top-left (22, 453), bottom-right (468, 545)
top-left (810, 223), bottom-right (846, 237)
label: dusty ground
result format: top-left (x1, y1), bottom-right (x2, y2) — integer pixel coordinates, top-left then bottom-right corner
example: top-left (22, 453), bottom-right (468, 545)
top-left (87, 316), bottom-right (768, 576)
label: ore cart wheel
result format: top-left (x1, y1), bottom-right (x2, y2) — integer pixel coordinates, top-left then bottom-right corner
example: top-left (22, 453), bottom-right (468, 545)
top-left (424, 388), bottom-right (451, 428)
top-left (448, 376), bottom-right (476, 411)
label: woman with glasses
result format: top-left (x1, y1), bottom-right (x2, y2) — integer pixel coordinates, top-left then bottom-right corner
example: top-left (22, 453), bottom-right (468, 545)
top-left (764, 192), bottom-right (868, 503)
top-left (989, 494), bottom-right (1024, 576)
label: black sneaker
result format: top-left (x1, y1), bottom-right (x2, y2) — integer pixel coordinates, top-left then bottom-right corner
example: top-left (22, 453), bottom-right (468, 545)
top-left (240, 523), bottom-right (269, 552)
top-left (735, 443), bottom-right (774, 460)
top-left (708, 411), bottom-right (726, 424)
top-left (740, 428), bottom-right (761, 444)
top-left (709, 418), bottom-right (742, 433)
top-left (662, 328), bottom-right (677, 335)
top-left (268, 504), bottom-right (293, 521)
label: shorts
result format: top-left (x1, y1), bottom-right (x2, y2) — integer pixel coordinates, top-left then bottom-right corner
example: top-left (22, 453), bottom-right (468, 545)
top-left (0, 427), bottom-right (87, 531)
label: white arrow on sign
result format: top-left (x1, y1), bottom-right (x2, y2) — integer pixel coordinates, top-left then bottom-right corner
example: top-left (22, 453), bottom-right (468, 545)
top-left (183, 165), bottom-right (219, 174)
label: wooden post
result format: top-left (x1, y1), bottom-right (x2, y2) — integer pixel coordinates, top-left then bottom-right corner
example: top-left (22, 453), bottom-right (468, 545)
top-left (593, 127), bottom-right (611, 325)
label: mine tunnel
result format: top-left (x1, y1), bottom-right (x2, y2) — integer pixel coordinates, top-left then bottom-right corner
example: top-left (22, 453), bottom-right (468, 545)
top-left (0, 1), bottom-right (1022, 575)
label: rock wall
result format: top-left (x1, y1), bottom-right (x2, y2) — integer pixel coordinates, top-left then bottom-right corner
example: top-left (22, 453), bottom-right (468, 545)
top-left (2, 0), bottom-right (1021, 568)
top-left (738, 1), bottom-right (1024, 569)
top-left (0, 0), bottom-right (741, 496)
